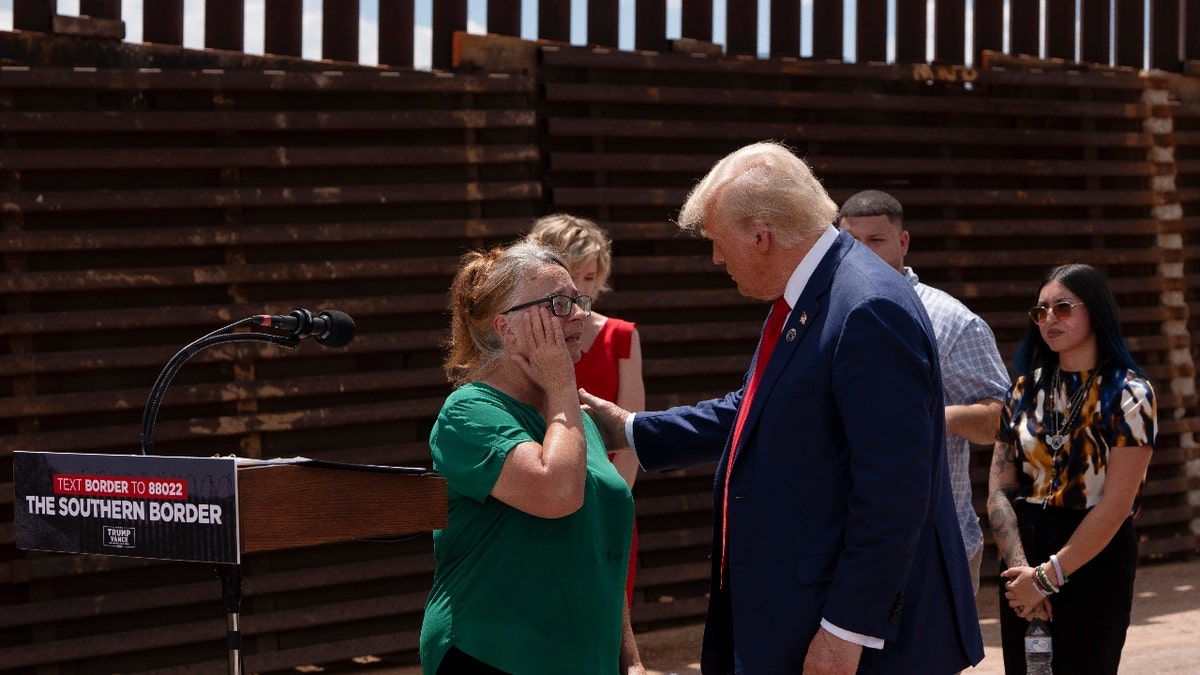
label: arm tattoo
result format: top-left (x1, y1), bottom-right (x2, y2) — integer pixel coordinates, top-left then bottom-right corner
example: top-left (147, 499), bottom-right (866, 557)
top-left (987, 441), bottom-right (1027, 568)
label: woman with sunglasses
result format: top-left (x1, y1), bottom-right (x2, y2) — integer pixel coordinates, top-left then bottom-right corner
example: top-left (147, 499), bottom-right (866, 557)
top-left (987, 263), bottom-right (1157, 674)
top-left (526, 214), bottom-right (646, 608)
top-left (420, 240), bottom-right (644, 675)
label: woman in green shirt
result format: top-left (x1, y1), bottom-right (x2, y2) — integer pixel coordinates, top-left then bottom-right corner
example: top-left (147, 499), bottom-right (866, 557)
top-left (421, 240), bottom-right (644, 675)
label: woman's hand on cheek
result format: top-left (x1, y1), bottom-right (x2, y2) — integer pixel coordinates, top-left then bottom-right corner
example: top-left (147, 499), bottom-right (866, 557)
top-left (509, 308), bottom-right (574, 391)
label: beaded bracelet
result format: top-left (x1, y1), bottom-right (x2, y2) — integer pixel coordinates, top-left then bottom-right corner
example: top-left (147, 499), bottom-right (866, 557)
top-left (1035, 563), bottom-right (1059, 595)
top-left (1049, 554), bottom-right (1068, 586)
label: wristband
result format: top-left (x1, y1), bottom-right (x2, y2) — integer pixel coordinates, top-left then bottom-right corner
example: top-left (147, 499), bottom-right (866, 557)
top-left (1049, 554), bottom-right (1068, 585)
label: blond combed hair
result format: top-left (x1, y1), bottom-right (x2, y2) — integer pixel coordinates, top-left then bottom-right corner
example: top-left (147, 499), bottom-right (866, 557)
top-left (443, 240), bottom-right (568, 387)
top-left (526, 213), bottom-right (614, 297)
top-left (677, 141), bottom-right (838, 247)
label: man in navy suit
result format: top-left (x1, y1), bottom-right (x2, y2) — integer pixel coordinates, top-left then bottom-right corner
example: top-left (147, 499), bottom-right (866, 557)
top-left (580, 141), bottom-right (983, 674)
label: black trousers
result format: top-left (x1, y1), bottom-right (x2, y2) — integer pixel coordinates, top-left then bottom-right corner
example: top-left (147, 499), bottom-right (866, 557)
top-left (436, 646), bottom-right (511, 675)
top-left (999, 501), bottom-right (1137, 675)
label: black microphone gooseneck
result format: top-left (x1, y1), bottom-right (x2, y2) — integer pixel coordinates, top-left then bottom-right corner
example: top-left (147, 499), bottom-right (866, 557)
top-left (139, 316), bottom-right (300, 457)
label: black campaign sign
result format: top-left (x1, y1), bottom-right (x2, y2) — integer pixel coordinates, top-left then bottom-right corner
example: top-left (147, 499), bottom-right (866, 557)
top-left (14, 451), bottom-right (240, 564)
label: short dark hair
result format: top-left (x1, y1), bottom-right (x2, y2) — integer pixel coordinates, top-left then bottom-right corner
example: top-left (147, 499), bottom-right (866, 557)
top-left (839, 190), bottom-right (904, 223)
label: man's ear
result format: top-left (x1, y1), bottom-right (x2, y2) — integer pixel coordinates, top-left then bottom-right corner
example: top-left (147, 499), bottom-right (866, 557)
top-left (899, 229), bottom-right (911, 257)
top-left (753, 221), bottom-right (773, 251)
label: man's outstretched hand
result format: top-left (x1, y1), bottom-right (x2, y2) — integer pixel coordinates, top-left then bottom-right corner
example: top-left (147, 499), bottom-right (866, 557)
top-left (578, 388), bottom-right (633, 451)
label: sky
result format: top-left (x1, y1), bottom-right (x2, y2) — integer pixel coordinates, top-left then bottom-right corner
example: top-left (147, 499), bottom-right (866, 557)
top-left (0, 0), bottom-right (924, 69)
top-left (0, 2), bottom-right (1156, 71)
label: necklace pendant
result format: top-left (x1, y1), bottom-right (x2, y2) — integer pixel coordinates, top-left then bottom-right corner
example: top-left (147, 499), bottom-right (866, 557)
top-left (1047, 434), bottom-right (1066, 450)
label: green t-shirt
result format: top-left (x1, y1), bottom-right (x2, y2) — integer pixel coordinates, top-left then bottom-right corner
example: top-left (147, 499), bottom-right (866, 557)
top-left (420, 383), bottom-right (634, 675)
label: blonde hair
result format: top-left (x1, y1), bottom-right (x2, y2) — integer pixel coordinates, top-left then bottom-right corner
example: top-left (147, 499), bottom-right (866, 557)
top-left (443, 240), bottom-right (568, 387)
top-left (526, 213), bottom-right (613, 296)
top-left (677, 141), bottom-right (838, 247)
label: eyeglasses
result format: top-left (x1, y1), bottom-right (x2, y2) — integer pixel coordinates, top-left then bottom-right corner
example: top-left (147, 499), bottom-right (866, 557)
top-left (504, 294), bottom-right (593, 317)
top-left (1028, 301), bottom-right (1083, 325)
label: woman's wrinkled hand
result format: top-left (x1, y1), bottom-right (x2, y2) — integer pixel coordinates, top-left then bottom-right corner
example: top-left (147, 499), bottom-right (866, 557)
top-left (506, 305), bottom-right (575, 393)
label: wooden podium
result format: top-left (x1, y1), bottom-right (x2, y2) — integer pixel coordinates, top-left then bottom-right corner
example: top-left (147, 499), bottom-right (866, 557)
top-left (14, 452), bottom-right (447, 563)
top-left (15, 451), bottom-right (448, 675)
top-left (237, 461), bottom-right (448, 554)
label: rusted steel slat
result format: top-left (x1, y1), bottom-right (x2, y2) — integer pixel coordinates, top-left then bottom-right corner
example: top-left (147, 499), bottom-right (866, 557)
top-left (1150, 0), bottom-right (1182, 71)
top-left (541, 81), bottom-right (1153, 117)
top-left (1009, 0), bottom-right (1039, 56)
top-left (487, 0), bottom-right (521, 37)
top-left (1080, 0), bottom-right (1112, 65)
top-left (0, 256), bottom-right (469, 292)
top-left (587, 0), bottom-right (619, 47)
top-left (205, 0), bottom-right (244, 51)
top-left (1044, 0), bottom-right (1076, 60)
top-left (0, 108), bottom-right (536, 132)
top-left (811, 0), bottom-right (844, 60)
top-left (0, 368), bottom-right (446, 419)
top-left (546, 118), bottom-right (1154, 148)
top-left (4, 591), bottom-right (425, 669)
top-left (934, 0), bottom-right (966, 65)
top-left (432, 0), bottom-right (467, 71)
top-left (12, 0), bottom-right (54, 32)
top-left (142, 0), bottom-right (183, 44)
top-left (80, 0), bottom-right (122, 19)
top-left (0, 66), bottom-right (534, 93)
top-left (0, 295), bottom-right (451, 334)
top-left (0, 327), bottom-right (452, 379)
top-left (553, 152), bottom-right (1158, 178)
top-left (895, 0), bottom-right (927, 64)
top-left (1115, 0), bottom-right (1147, 68)
top-left (0, 144), bottom-right (541, 171)
top-left (538, 0), bottom-right (570, 43)
top-left (856, 0), bottom-right (887, 63)
top-left (323, 0), bottom-right (360, 63)
top-left (642, 356), bottom-right (749, 378)
top-left (378, 0), bottom-right (415, 67)
top-left (0, 218), bottom-right (535, 252)
top-left (537, 45), bottom-right (1155, 91)
top-left (809, 156), bottom-right (1160, 177)
top-left (3, 554), bottom-right (431, 627)
top-left (0, 398), bottom-right (447, 454)
top-left (537, 45), bottom-right (1152, 90)
top-left (769, 0), bottom-right (801, 58)
top-left (0, 180), bottom-right (541, 213)
top-left (973, 0), bottom-right (1004, 55)
top-left (680, 0), bottom-right (712, 42)
top-left (1188, 0), bottom-right (1200, 62)
top-left (724, 0), bottom-right (757, 57)
top-left (558, 185), bottom-right (1161, 210)
top-left (264, 0), bottom-right (303, 57)
top-left (635, 0), bottom-right (667, 52)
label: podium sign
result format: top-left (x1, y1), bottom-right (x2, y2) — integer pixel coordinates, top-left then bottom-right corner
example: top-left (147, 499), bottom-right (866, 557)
top-left (15, 451), bottom-right (241, 564)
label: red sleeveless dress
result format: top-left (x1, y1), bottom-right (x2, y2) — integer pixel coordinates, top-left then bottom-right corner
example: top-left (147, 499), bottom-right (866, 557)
top-left (575, 317), bottom-right (639, 607)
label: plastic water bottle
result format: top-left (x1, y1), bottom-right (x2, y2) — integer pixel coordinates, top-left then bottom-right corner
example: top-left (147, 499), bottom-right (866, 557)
top-left (1024, 618), bottom-right (1053, 674)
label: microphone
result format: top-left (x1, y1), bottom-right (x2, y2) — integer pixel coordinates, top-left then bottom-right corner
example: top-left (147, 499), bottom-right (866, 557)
top-left (255, 309), bottom-right (356, 348)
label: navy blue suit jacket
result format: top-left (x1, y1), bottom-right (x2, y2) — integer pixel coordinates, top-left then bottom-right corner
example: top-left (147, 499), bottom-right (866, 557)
top-left (634, 230), bottom-right (984, 674)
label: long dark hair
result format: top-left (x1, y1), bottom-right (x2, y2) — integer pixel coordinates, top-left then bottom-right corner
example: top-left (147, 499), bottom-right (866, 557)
top-left (1012, 264), bottom-right (1145, 386)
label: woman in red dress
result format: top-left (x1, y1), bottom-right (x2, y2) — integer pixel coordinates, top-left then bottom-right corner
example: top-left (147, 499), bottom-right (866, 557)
top-left (528, 214), bottom-right (645, 607)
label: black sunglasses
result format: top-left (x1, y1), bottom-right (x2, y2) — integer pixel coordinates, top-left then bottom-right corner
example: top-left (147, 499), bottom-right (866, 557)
top-left (504, 294), bottom-right (593, 317)
top-left (1028, 301), bottom-right (1083, 326)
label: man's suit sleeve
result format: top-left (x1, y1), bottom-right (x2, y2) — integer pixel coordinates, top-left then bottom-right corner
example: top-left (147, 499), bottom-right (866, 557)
top-left (632, 391), bottom-right (740, 472)
top-left (821, 295), bottom-right (943, 640)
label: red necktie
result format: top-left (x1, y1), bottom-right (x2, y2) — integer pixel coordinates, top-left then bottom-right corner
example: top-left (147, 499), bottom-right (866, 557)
top-left (720, 296), bottom-right (791, 585)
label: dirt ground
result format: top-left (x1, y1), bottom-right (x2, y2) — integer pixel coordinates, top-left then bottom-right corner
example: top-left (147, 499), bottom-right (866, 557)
top-left (368, 556), bottom-right (1197, 674)
top-left (636, 556), bottom-right (1200, 674)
